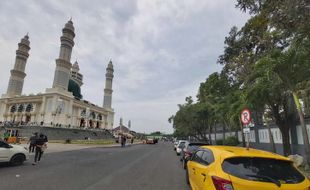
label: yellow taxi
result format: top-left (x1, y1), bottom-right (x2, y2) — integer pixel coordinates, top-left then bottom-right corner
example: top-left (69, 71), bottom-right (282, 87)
top-left (186, 146), bottom-right (310, 190)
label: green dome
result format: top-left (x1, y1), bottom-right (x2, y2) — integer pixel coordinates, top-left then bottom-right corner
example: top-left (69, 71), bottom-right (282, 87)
top-left (68, 79), bottom-right (83, 99)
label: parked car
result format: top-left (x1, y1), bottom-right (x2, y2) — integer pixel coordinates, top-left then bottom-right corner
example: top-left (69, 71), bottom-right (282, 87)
top-left (180, 142), bottom-right (209, 169)
top-left (0, 140), bottom-right (29, 166)
top-left (146, 139), bottom-right (155, 144)
top-left (173, 140), bottom-right (179, 150)
top-left (176, 140), bottom-right (188, 155)
top-left (186, 146), bottom-right (309, 190)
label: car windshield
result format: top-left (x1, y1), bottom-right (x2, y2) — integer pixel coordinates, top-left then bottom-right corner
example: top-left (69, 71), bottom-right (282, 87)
top-left (187, 145), bottom-right (201, 152)
top-left (222, 157), bottom-right (305, 184)
top-left (178, 142), bottom-right (186, 148)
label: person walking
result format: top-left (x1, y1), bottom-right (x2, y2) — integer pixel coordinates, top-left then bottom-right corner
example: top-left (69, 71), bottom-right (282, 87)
top-left (32, 134), bottom-right (46, 165)
top-left (27, 132), bottom-right (38, 153)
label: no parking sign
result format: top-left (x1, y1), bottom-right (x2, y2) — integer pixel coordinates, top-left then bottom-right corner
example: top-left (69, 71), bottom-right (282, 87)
top-left (241, 108), bottom-right (251, 125)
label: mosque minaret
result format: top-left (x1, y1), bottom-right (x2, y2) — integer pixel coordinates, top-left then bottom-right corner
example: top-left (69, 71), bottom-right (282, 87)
top-left (52, 19), bottom-right (75, 91)
top-left (6, 34), bottom-right (30, 97)
top-left (103, 60), bottom-right (114, 109)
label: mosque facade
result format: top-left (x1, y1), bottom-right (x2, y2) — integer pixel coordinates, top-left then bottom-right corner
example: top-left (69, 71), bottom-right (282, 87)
top-left (0, 20), bottom-right (114, 129)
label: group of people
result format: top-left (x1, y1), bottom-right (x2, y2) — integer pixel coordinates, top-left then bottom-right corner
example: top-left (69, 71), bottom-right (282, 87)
top-left (119, 135), bottom-right (134, 147)
top-left (27, 132), bottom-right (48, 165)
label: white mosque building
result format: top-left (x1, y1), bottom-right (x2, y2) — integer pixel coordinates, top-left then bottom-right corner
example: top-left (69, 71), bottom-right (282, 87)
top-left (0, 19), bottom-right (114, 129)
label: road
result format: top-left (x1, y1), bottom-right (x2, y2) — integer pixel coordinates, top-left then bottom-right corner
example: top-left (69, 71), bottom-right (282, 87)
top-left (0, 142), bottom-right (189, 190)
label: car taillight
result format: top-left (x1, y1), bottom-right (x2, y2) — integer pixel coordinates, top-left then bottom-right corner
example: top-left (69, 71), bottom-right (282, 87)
top-left (185, 151), bottom-right (192, 157)
top-left (212, 176), bottom-right (234, 190)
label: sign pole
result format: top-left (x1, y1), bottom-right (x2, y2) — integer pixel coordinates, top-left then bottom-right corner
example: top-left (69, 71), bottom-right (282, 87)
top-left (246, 124), bottom-right (250, 150)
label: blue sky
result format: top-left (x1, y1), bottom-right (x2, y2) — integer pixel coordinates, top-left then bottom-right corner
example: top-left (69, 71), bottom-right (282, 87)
top-left (0, 0), bottom-right (249, 133)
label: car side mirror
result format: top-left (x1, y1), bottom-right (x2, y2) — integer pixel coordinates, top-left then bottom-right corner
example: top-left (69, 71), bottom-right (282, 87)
top-left (189, 154), bottom-right (194, 161)
top-left (6, 145), bottom-right (13, 149)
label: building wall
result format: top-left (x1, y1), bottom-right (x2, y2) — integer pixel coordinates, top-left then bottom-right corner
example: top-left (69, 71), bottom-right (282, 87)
top-left (0, 93), bottom-right (114, 130)
top-left (0, 126), bottom-right (114, 140)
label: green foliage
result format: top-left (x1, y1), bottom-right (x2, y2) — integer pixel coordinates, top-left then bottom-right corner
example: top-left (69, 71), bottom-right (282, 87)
top-left (149, 131), bottom-right (162, 136)
top-left (216, 139), bottom-right (223, 145)
top-left (223, 136), bottom-right (239, 146)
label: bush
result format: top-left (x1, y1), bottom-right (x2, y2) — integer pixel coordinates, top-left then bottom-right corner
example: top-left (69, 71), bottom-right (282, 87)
top-left (223, 136), bottom-right (239, 146)
top-left (216, 139), bottom-right (223, 145)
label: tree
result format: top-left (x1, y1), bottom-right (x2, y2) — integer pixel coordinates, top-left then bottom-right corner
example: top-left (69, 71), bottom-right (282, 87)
top-left (169, 97), bottom-right (211, 141)
top-left (256, 44), bottom-right (310, 165)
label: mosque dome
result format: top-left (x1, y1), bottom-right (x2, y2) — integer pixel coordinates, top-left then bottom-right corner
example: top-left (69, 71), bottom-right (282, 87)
top-left (68, 79), bottom-right (82, 99)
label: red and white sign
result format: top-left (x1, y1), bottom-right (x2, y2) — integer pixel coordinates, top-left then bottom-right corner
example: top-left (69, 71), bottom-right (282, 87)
top-left (241, 108), bottom-right (251, 125)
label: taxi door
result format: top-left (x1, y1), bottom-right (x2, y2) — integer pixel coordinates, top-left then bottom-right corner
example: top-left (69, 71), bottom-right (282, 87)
top-left (187, 150), bottom-right (205, 190)
top-left (194, 149), bottom-right (215, 190)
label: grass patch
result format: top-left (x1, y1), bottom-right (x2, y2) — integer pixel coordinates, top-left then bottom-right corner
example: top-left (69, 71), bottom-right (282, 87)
top-left (48, 139), bottom-right (117, 145)
top-left (71, 140), bottom-right (116, 145)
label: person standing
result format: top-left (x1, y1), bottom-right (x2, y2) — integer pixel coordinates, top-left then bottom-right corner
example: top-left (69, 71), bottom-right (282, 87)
top-left (32, 134), bottom-right (46, 165)
top-left (120, 135), bottom-right (124, 147)
top-left (123, 136), bottom-right (126, 147)
top-left (3, 131), bottom-right (9, 142)
top-left (27, 132), bottom-right (38, 153)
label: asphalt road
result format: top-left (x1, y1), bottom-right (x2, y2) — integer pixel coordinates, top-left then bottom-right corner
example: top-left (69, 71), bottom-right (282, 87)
top-left (0, 142), bottom-right (189, 190)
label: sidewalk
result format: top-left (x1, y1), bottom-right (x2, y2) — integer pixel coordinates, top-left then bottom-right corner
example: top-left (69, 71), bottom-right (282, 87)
top-left (21, 142), bottom-right (141, 154)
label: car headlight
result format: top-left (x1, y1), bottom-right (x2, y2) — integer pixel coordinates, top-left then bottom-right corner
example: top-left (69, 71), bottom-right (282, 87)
top-left (24, 147), bottom-right (28, 151)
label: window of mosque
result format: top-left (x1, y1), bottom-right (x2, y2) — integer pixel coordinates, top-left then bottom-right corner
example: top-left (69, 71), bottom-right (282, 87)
top-left (10, 105), bottom-right (17, 113)
top-left (25, 104), bottom-right (33, 112)
top-left (90, 112), bottom-right (96, 119)
top-left (81, 109), bottom-right (86, 117)
top-left (18, 104), bottom-right (24, 112)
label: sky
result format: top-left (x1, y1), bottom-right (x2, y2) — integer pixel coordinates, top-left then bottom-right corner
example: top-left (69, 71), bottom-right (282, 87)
top-left (0, 0), bottom-right (249, 134)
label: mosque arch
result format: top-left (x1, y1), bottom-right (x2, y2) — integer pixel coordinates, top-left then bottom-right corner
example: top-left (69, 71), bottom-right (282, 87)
top-left (90, 112), bottom-right (96, 119)
top-left (80, 109), bottom-right (86, 117)
top-left (10, 105), bottom-right (17, 113)
top-left (17, 104), bottom-right (24, 112)
top-left (25, 103), bottom-right (33, 112)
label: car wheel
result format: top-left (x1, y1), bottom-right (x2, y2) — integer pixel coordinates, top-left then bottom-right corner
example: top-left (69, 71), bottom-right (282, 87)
top-left (186, 168), bottom-right (190, 185)
top-left (182, 159), bottom-right (187, 170)
top-left (10, 154), bottom-right (25, 166)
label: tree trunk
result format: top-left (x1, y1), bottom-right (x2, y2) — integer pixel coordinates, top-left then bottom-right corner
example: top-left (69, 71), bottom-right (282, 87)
top-left (270, 104), bottom-right (292, 156)
top-left (223, 124), bottom-right (226, 140)
top-left (279, 126), bottom-right (291, 156)
top-left (208, 124), bottom-right (212, 145)
top-left (293, 91), bottom-right (310, 169)
top-left (214, 124), bottom-right (217, 143)
top-left (266, 121), bottom-right (276, 153)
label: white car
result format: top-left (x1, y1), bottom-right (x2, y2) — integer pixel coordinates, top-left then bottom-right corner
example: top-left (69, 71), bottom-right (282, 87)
top-left (173, 140), bottom-right (179, 150)
top-left (176, 140), bottom-right (188, 155)
top-left (0, 140), bottom-right (29, 166)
